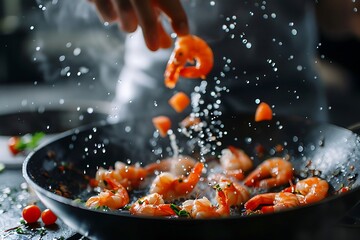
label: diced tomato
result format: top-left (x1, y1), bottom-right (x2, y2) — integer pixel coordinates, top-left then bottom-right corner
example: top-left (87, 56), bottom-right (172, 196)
top-left (255, 102), bottom-right (273, 122)
top-left (152, 116), bottom-right (172, 137)
top-left (180, 115), bottom-right (201, 128)
top-left (168, 92), bottom-right (191, 113)
top-left (8, 136), bottom-right (21, 155)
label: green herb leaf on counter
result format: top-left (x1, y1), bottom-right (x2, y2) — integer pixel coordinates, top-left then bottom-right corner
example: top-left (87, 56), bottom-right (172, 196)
top-left (0, 163), bottom-right (5, 173)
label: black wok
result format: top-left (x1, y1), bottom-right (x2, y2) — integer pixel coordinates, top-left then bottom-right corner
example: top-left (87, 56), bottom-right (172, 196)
top-left (23, 113), bottom-right (360, 240)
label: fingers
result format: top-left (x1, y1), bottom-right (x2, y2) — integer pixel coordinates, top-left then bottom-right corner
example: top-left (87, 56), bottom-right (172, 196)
top-left (90, 0), bottom-right (118, 22)
top-left (90, 0), bottom-right (190, 51)
top-left (156, 0), bottom-right (189, 36)
top-left (111, 0), bottom-right (138, 33)
top-left (130, 0), bottom-right (160, 51)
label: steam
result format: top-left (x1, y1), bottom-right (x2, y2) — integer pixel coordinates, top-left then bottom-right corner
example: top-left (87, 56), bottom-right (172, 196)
top-left (32, 0), bottom-right (125, 99)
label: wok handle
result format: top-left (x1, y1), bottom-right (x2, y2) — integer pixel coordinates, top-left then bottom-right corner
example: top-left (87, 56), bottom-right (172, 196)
top-left (347, 122), bottom-right (360, 135)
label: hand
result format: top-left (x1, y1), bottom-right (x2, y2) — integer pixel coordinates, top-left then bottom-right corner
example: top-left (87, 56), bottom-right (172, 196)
top-left (88, 0), bottom-right (190, 51)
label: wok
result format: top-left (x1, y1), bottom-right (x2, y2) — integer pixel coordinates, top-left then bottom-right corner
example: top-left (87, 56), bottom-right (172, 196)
top-left (23, 113), bottom-right (360, 239)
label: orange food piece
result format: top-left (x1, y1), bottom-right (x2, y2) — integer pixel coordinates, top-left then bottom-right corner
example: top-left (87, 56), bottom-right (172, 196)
top-left (22, 204), bottom-right (41, 223)
top-left (168, 92), bottom-right (191, 113)
top-left (180, 115), bottom-right (201, 128)
top-left (152, 116), bottom-right (172, 137)
top-left (255, 102), bottom-right (273, 122)
top-left (41, 209), bottom-right (58, 226)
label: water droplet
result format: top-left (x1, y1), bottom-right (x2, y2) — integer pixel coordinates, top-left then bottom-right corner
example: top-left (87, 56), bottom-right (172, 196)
top-left (73, 48), bottom-right (81, 56)
top-left (87, 107), bottom-right (94, 114)
top-left (59, 55), bottom-right (65, 62)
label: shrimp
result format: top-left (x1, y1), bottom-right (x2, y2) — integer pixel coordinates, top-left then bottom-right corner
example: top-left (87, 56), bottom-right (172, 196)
top-left (243, 157), bottom-right (293, 189)
top-left (244, 192), bottom-right (300, 214)
top-left (145, 155), bottom-right (196, 177)
top-left (85, 181), bottom-right (130, 210)
top-left (208, 174), bottom-right (250, 207)
top-left (95, 161), bottom-right (148, 190)
top-left (129, 193), bottom-right (176, 217)
top-left (149, 162), bottom-right (204, 201)
top-left (181, 186), bottom-right (230, 218)
top-left (164, 34), bottom-right (214, 89)
top-left (219, 146), bottom-right (253, 180)
top-left (283, 177), bottom-right (329, 205)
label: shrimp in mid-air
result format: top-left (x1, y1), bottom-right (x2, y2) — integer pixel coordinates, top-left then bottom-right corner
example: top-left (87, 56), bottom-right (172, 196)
top-left (129, 193), bottom-right (176, 217)
top-left (243, 157), bottom-right (293, 189)
top-left (149, 162), bottom-right (204, 201)
top-left (94, 161), bottom-right (148, 190)
top-left (145, 155), bottom-right (196, 177)
top-left (85, 178), bottom-right (130, 210)
top-left (208, 174), bottom-right (250, 207)
top-left (219, 146), bottom-right (253, 180)
top-left (164, 34), bottom-right (214, 89)
top-left (181, 186), bottom-right (230, 218)
top-left (244, 192), bottom-right (300, 214)
top-left (283, 177), bottom-right (329, 205)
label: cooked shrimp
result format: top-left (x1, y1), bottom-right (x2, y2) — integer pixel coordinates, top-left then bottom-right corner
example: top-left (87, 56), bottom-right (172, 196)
top-left (149, 162), bottom-right (204, 201)
top-left (145, 155), bottom-right (196, 177)
top-left (243, 157), bottom-right (293, 189)
top-left (85, 182), bottom-right (130, 210)
top-left (244, 192), bottom-right (300, 214)
top-left (283, 177), bottom-right (329, 205)
top-left (208, 174), bottom-right (250, 207)
top-left (164, 34), bottom-right (214, 89)
top-left (129, 193), bottom-right (176, 217)
top-left (95, 161), bottom-right (148, 190)
top-left (181, 186), bottom-right (230, 218)
top-left (220, 146), bottom-right (253, 180)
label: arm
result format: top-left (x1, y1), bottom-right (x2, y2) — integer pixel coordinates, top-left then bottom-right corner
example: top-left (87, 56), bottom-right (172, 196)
top-left (88, 0), bottom-right (190, 51)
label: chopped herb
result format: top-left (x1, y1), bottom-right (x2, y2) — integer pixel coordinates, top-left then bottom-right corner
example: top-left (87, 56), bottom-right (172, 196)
top-left (170, 203), bottom-right (190, 218)
top-left (122, 205), bottom-right (131, 210)
top-left (213, 184), bottom-right (222, 191)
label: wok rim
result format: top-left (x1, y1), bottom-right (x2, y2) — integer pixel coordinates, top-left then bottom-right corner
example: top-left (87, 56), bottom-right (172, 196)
top-left (22, 117), bottom-right (360, 222)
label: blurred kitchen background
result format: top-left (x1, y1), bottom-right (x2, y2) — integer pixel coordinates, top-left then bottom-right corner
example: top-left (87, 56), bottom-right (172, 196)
top-left (0, 0), bottom-right (359, 127)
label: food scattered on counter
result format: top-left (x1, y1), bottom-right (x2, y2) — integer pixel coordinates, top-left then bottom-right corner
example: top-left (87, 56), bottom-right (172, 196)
top-left (8, 132), bottom-right (45, 155)
top-left (41, 208), bottom-right (58, 226)
top-left (22, 204), bottom-right (58, 225)
top-left (22, 204), bottom-right (41, 224)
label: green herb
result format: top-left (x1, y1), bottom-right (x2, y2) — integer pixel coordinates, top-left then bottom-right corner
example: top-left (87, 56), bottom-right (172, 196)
top-left (122, 205), bottom-right (131, 210)
top-left (170, 203), bottom-right (190, 218)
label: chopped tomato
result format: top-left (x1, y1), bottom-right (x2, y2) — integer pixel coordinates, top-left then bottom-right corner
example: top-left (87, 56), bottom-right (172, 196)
top-left (41, 209), bottom-right (58, 226)
top-left (152, 116), bottom-right (172, 137)
top-left (22, 204), bottom-right (41, 223)
top-left (255, 102), bottom-right (273, 122)
top-left (8, 136), bottom-right (22, 155)
top-left (180, 115), bottom-right (201, 128)
top-left (168, 92), bottom-right (191, 113)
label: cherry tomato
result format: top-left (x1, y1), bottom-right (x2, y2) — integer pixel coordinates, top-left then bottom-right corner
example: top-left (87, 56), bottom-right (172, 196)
top-left (22, 204), bottom-right (41, 223)
top-left (8, 136), bottom-right (21, 155)
top-left (41, 209), bottom-right (58, 225)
